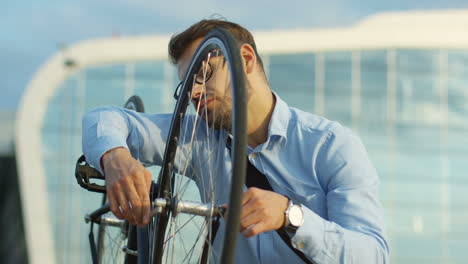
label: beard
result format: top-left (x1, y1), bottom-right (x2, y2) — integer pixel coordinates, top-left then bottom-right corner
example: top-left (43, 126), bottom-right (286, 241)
top-left (209, 109), bottom-right (232, 132)
top-left (196, 78), bottom-right (253, 133)
top-left (194, 77), bottom-right (242, 133)
top-left (196, 97), bottom-right (232, 132)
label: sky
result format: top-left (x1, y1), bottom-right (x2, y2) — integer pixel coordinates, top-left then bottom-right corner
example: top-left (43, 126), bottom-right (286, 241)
top-left (2, 0), bottom-right (468, 111)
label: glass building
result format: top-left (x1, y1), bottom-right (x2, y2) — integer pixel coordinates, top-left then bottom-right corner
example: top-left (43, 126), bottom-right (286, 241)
top-left (16, 10), bottom-right (468, 264)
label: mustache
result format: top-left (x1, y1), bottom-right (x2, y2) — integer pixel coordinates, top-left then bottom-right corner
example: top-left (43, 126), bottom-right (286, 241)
top-left (191, 92), bottom-right (216, 107)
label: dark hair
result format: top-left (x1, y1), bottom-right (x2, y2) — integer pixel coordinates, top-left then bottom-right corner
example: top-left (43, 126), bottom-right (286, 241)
top-left (168, 19), bottom-right (264, 71)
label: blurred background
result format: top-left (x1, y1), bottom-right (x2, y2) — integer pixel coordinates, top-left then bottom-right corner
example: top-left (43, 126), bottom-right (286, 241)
top-left (3, 1), bottom-right (468, 263)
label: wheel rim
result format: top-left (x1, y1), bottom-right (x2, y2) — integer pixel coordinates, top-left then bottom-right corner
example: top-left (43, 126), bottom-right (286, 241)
top-left (150, 29), bottom-right (247, 264)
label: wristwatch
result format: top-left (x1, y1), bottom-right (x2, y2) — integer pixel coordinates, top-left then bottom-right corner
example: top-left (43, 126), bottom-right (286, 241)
top-left (283, 198), bottom-right (304, 235)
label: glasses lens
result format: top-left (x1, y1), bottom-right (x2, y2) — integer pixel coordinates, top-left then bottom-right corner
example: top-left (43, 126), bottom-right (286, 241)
top-left (195, 61), bottom-right (212, 84)
top-left (177, 49), bottom-right (223, 99)
top-left (195, 50), bottom-right (223, 84)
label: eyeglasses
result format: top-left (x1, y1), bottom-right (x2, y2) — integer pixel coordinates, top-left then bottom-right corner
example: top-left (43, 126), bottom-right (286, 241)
top-left (173, 49), bottom-right (223, 100)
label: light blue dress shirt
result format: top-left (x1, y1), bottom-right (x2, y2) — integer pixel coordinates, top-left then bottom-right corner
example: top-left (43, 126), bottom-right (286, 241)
top-left (82, 93), bottom-right (389, 263)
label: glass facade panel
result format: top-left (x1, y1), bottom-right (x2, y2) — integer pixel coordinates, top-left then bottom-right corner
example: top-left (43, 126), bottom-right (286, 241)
top-left (323, 51), bottom-right (352, 124)
top-left (395, 50), bottom-right (440, 116)
top-left (84, 64), bottom-right (127, 109)
top-left (41, 60), bottom-right (175, 263)
top-left (270, 49), bottom-right (468, 263)
top-left (269, 53), bottom-right (315, 113)
top-left (133, 61), bottom-right (177, 113)
top-left (39, 48), bottom-right (468, 263)
top-left (361, 50), bottom-right (388, 121)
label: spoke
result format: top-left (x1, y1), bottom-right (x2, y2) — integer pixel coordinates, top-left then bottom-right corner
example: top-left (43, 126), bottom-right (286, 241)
top-left (161, 214), bottom-right (211, 263)
top-left (102, 224), bottom-right (125, 263)
top-left (180, 149), bottom-right (218, 200)
top-left (176, 113), bottom-right (193, 193)
top-left (170, 216), bottom-right (176, 263)
top-left (150, 41), bottom-right (244, 264)
top-left (163, 214), bottom-right (198, 244)
top-left (181, 219), bottom-right (209, 263)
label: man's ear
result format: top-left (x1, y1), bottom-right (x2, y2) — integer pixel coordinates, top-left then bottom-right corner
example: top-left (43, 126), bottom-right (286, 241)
top-left (240, 44), bottom-right (257, 74)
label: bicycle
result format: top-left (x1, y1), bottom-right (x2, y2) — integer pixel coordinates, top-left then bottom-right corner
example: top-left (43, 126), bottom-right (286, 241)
top-left (76, 95), bottom-right (145, 264)
top-left (76, 28), bottom-right (247, 264)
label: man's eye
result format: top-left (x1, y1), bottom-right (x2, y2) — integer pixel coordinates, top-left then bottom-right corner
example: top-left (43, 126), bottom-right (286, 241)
top-left (196, 62), bottom-right (211, 82)
top-left (197, 67), bottom-right (204, 77)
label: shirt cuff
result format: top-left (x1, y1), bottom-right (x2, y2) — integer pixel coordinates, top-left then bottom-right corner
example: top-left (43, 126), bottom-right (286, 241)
top-left (291, 205), bottom-right (344, 262)
top-left (83, 124), bottom-right (129, 175)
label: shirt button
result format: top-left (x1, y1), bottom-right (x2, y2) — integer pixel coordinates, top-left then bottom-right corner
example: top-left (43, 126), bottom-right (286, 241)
top-left (250, 153), bottom-right (257, 159)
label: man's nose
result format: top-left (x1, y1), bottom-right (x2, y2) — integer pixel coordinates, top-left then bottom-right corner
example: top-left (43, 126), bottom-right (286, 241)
top-left (191, 82), bottom-right (204, 101)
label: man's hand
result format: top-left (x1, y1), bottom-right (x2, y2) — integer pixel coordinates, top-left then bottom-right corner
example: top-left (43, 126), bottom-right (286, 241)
top-left (101, 147), bottom-right (152, 227)
top-left (240, 187), bottom-right (289, 237)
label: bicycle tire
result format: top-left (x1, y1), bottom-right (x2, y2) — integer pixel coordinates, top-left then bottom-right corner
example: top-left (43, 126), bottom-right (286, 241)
top-left (149, 28), bottom-right (247, 264)
top-left (124, 95), bottom-right (146, 113)
top-left (96, 95), bottom-right (146, 264)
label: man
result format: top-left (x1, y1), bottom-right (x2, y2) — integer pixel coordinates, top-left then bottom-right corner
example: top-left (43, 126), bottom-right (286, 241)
top-left (82, 19), bottom-right (389, 263)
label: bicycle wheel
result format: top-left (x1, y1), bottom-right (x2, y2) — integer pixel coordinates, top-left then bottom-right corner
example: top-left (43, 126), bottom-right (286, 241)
top-left (94, 209), bottom-right (132, 264)
top-left (96, 95), bottom-right (145, 264)
top-left (149, 28), bottom-right (247, 264)
top-left (124, 95), bottom-right (145, 113)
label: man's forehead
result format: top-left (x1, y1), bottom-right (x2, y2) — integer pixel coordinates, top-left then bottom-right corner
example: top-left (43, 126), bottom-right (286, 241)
top-left (176, 38), bottom-right (203, 81)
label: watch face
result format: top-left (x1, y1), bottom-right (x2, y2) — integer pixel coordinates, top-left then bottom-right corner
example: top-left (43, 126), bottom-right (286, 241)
top-left (289, 205), bottom-right (303, 227)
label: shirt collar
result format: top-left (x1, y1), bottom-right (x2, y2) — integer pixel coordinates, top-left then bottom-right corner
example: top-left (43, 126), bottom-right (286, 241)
top-left (267, 92), bottom-right (290, 140)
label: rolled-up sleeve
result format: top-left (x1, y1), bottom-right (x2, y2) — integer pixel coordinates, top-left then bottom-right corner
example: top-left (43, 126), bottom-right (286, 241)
top-left (291, 128), bottom-right (389, 264)
top-left (81, 105), bottom-right (172, 174)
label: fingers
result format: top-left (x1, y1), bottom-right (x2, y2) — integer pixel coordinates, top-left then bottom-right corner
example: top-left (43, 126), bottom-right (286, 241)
top-left (240, 188), bottom-right (260, 219)
top-left (103, 149), bottom-right (152, 226)
top-left (107, 181), bottom-right (136, 224)
top-left (133, 168), bottom-right (152, 226)
top-left (242, 222), bottom-right (266, 238)
top-left (240, 207), bottom-right (264, 231)
top-left (238, 188), bottom-right (290, 238)
top-left (108, 178), bottom-right (150, 226)
top-left (117, 186), bottom-right (137, 225)
top-left (241, 187), bottom-right (256, 205)
top-left (108, 188), bottom-right (124, 219)
top-left (124, 180), bottom-right (143, 226)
